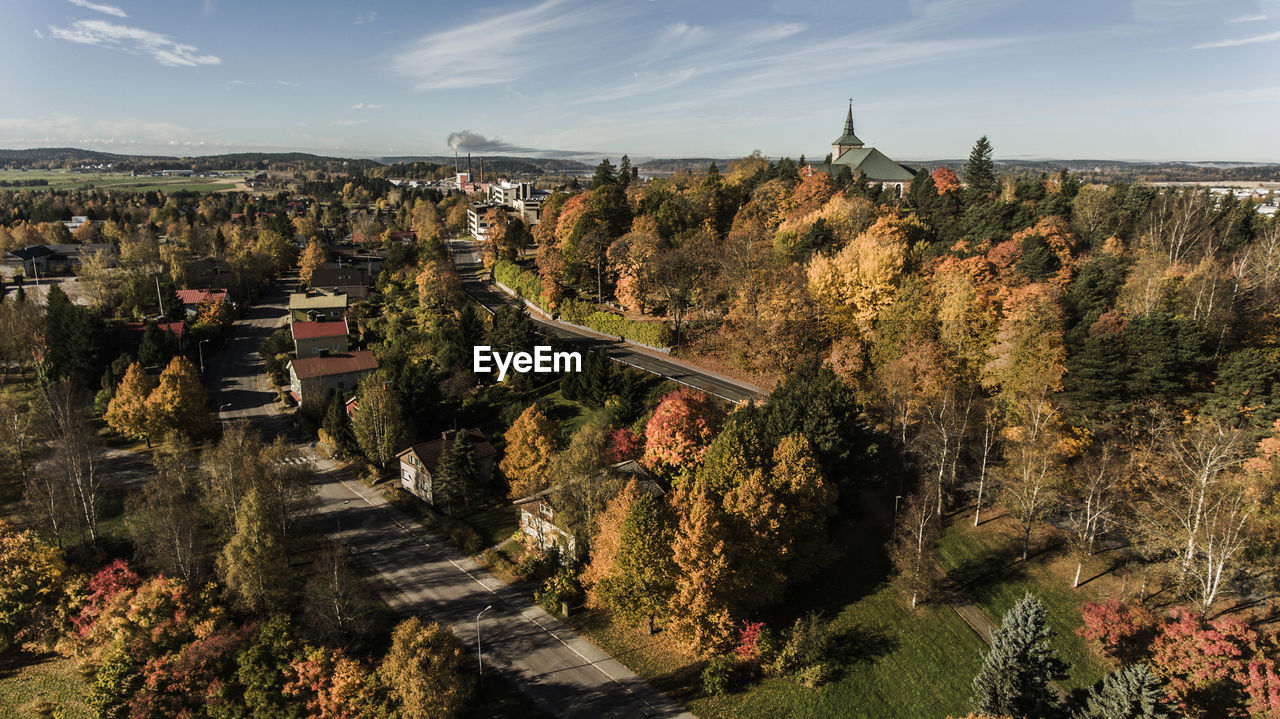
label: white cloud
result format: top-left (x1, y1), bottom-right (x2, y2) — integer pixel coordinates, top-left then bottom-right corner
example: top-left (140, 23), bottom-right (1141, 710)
top-left (332, 119), bottom-right (364, 126)
top-left (276, 79), bottom-right (300, 87)
top-left (1194, 30), bottom-right (1280, 48)
top-left (571, 68), bottom-right (696, 103)
top-left (351, 102), bottom-right (383, 110)
top-left (46, 19), bottom-right (220, 67)
top-left (1227, 13), bottom-right (1268, 22)
top-left (354, 11), bottom-right (377, 24)
top-left (67, 0), bottom-right (127, 18)
top-left (392, 0), bottom-right (620, 90)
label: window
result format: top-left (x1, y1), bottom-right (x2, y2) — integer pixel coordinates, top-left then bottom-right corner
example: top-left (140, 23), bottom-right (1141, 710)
top-left (539, 503), bottom-right (553, 519)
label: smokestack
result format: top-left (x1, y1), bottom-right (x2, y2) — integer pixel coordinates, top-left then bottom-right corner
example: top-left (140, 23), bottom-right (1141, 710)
top-left (467, 153), bottom-right (472, 177)
top-left (454, 149), bottom-right (458, 173)
top-left (479, 157), bottom-right (484, 182)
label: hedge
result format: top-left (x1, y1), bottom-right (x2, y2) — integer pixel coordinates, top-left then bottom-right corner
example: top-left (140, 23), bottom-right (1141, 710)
top-left (491, 260), bottom-right (673, 348)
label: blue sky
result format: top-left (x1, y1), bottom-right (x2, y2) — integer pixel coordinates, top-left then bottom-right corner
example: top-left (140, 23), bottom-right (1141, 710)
top-left (2, 0), bottom-right (1279, 162)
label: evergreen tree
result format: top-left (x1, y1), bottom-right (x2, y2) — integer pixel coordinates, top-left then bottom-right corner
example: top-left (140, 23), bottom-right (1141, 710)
top-left (600, 488), bottom-right (675, 634)
top-left (591, 158), bottom-right (616, 188)
top-left (434, 431), bottom-right (477, 513)
top-left (618, 154), bottom-right (633, 188)
top-left (971, 592), bottom-right (1068, 718)
top-left (456, 304), bottom-right (486, 354)
top-left (137, 322), bottom-right (177, 368)
top-left (965, 135), bottom-right (998, 202)
top-left (322, 391), bottom-right (354, 455)
top-left (236, 615), bottom-right (303, 718)
top-left (1075, 663), bottom-right (1172, 719)
top-left (44, 283), bottom-right (102, 387)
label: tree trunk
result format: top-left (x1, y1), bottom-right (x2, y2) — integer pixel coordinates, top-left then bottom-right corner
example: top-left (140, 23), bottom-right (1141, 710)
top-left (646, 615), bottom-right (654, 636)
top-left (1073, 560), bottom-right (1082, 589)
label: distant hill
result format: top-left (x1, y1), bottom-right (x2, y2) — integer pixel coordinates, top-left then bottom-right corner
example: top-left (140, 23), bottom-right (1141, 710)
top-left (637, 158), bottom-right (732, 173)
top-left (0, 148), bottom-right (381, 174)
top-left (378, 156), bottom-right (592, 175)
top-left (909, 158), bottom-right (1280, 183)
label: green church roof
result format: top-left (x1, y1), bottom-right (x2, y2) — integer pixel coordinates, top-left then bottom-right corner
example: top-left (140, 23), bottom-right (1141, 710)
top-left (826, 147), bottom-right (916, 182)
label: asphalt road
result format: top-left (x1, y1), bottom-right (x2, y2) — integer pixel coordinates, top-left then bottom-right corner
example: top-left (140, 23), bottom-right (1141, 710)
top-left (202, 277), bottom-right (694, 719)
top-left (447, 239), bottom-right (765, 405)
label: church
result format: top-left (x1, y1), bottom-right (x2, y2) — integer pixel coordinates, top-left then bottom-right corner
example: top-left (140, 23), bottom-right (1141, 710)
top-left (805, 103), bottom-right (916, 192)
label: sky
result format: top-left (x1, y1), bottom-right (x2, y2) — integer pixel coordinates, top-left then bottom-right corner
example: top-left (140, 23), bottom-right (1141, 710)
top-left (2, 0), bottom-right (1279, 163)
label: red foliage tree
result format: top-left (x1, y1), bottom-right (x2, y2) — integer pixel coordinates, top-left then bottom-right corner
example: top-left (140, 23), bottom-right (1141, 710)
top-left (131, 623), bottom-right (254, 718)
top-left (1149, 609), bottom-right (1259, 714)
top-left (735, 621), bottom-right (765, 663)
top-left (72, 559), bottom-right (141, 639)
top-left (1076, 597), bottom-right (1158, 660)
top-left (1242, 659), bottom-right (1280, 719)
top-left (932, 167), bottom-right (960, 194)
top-left (642, 388), bottom-right (721, 476)
top-left (605, 428), bottom-right (644, 463)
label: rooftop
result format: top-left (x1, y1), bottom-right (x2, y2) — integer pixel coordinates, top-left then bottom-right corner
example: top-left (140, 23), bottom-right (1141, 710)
top-left (290, 319), bottom-right (349, 340)
top-left (175, 288), bottom-right (229, 306)
top-left (288, 350), bottom-right (378, 379)
top-left (289, 292), bottom-right (348, 309)
top-left (397, 429), bottom-right (497, 473)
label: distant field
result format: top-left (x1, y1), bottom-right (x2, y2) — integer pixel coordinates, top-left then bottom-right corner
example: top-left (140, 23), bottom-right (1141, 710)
top-left (0, 169), bottom-right (239, 193)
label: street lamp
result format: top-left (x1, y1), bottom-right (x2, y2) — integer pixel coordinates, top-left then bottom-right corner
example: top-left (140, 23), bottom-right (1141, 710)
top-left (476, 605), bottom-right (493, 685)
top-left (199, 339), bottom-right (209, 373)
top-left (219, 402), bottom-right (232, 416)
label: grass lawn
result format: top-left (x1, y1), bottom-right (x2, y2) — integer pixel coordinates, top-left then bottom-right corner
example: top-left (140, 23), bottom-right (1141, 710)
top-left (935, 513), bottom-right (1114, 694)
top-left (536, 389), bottom-right (601, 439)
top-left (460, 502), bottom-right (518, 548)
top-left (0, 653), bottom-right (92, 719)
top-left (0, 169), bottom-right (238, 193)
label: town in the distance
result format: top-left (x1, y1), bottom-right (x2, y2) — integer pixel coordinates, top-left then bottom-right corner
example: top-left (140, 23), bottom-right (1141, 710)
top-left (3, 2), bottom-right (1280, 719)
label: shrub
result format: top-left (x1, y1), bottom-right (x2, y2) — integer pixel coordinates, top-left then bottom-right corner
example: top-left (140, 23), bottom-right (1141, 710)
top-left (1077, 598), bottom-right (1158, 661)
top-left (536, 568), bottom-right (581, 614)
top-left (770, 613), bottom-right (835, 688)
top-left (701, 655), bottom-right (746, 696)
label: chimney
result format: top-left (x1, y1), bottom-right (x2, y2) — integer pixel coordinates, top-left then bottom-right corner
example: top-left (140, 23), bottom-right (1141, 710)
top-left (454, 149), bottom-right (458, 173)
top-left (467, 153), bottom-right (472, 177)
top-left (479, 157), bottom-right (484, 182)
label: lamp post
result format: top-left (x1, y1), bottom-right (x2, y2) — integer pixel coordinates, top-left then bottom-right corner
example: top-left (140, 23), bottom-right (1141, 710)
top-left (476, 605), bottom-right (493, 685)
top-left (199, 339), bottom-right (209, 373)
top-left (219, 402), bottom-right (232, 417)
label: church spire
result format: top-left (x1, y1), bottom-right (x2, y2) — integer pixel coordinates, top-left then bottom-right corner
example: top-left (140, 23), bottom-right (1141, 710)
top-left (831, 99), bottom-right (864, 159)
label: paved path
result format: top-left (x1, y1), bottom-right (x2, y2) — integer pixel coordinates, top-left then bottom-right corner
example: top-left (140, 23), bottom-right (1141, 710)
top-left (203, 277), bottom-right (695, 719)
top-left (447, 239), bottom-right (765, 405)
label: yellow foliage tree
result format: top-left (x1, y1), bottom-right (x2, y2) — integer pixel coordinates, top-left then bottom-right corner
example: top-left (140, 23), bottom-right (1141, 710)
top-left (500, 404), bottom-right (561, 499)
top-left (145, 356), bottom-right (213, 439)
top-left (105, 362), bottom-right (155, 443)
top-left (298, 238), bottom-right (326, 287)
top-left (380, 617), bottom-right (472, 719)
top-left (806, 214), bottom-right (910, 339)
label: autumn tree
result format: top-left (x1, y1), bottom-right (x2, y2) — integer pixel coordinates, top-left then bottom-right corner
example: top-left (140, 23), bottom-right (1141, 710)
top-left (642, 388), bottom-right (722, 480)
top-left (0, 521), bottom-right (67, 652)
top-left (890, 483), bottom-right (942, 609)
top-left (217, 487), bottom-right (289, 614)
top-left (104, 362), bottom-right (155, 444)
top-left (299, 238), bottom-right (327, 287)
top-left (583, 480), bottom-right (675, 634)
top-left (304, 542), bottom-right (376, 645)
top-left (352, 372), bottom-right (405, 469)
top-left (668, 489), bottom-right (735, 655)
top-left (807, 214), bottom-right (911, 340)
top-left (380, 617), bottom-right (472, 719)
top-left (501, 404), bottom-right (561, 499)
top-left (41, 379), bottom-right (106, 545)
top-left (145, 356), bottom-right (213, 439)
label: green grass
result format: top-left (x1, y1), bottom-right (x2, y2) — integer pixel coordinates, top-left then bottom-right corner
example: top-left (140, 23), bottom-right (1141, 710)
top-left (459, 502), bottom-right (518, 548)
top-left (536, 390), bottom-right (599, 439)
top-left (0, 653), bottom-right (92, 719)
top-left (935, 518), bottom-right (1110, 694)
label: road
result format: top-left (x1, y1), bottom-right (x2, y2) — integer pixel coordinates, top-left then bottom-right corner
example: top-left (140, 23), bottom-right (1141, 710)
top-left (447, 238), bottom-right (765, 404)
top-left (203, 277), bottom-right (694, 719)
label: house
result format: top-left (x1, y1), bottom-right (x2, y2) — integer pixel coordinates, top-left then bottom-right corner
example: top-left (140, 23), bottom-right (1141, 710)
top-left (289, 292), bottom-right (347, 322)
top-left (388, 230), bottom-right (417, 244)
top-left (4, 243), bottom-right (117, 277)
top-left (514, 460), bottom-right (664, 557)
top-left (63, 216), bottom-right (90, 231)
top-left (307, 266), bottom-right (370, 299)
top-left (187, 258), bottom-right (235, 289)
top-left (175, 288), bottom-right (230, 316)
top-left (398, 429), bottom-right (497, 507)
top-left (804, 102), bottom-right (916, 193)
top-left (286, 350), bottom-right (378, 407)
top-left (291, 319), bottom-right (349, 356)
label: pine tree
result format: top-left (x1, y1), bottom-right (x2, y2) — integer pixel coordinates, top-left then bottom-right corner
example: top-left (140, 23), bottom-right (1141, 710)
top-left (971, 592), bottom-right (1068, 718)
top-left (434, 431), bottom-right (477, 514)
top-left (217, 487), bottom-right (288, 614)
top-left (1075, 663), bottom-right (1172, 719)
top-left (104, 362), bottom-right (155, 444)
top-left (965, 135), bottom-right (997, 202)
top-left (456, 304), bottom-right (486, 352)
top-left (618, 154), bottom-right (632, 188)
top-left (321, 392), bottom-right (354, 455)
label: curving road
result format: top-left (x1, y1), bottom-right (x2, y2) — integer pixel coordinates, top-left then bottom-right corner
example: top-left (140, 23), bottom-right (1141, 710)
top-left (203, 276), bottom-right (694, 719)
top-left (447, 239), bottom-right (765, 404)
